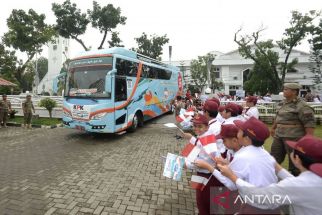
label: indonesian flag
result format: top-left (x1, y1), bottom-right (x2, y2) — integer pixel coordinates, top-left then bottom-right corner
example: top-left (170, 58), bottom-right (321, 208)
top-left (198, 134), bottom-right (218, 155)
top-left (184, 107), bottom-right (195, 117)
top-left (190, 175), bottom-right (212, 191)
top-left (176, 115), bottom-right (185, 123)
top-left (181, 138), bottom-right (200, 163)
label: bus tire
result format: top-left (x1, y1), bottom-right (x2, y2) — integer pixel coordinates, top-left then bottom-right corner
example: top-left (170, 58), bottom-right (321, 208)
top-left (128, 113), bottom-right (140, 132)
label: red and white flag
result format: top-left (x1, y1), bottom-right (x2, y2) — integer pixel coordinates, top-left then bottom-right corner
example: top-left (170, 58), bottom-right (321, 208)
top-left (175, 115), bottom-right (185, 123)
top-left (190, 175), bottom-right (212, 191)
top-left (184, 107), bottom-right (195, 117)
top-left (181, 138), bottom-right (200, 163)
top-left (198, 134), bottom-right (218, 155)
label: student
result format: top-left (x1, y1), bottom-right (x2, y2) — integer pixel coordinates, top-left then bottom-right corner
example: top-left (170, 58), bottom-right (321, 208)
top-left (183, 114), bottom-right (223, 215)
top-left (222, 103), bottom-right (239, 125)
top-left (196, 117), bottom-right (279, 214)
top-left (203, 100), bottom-right (221, 135)
top-left (219, 135), bottom-right (322, 215)
top-left (243, 96), bottom-right (259, 120)
top-left (216, 105), bottom-right (225, 124)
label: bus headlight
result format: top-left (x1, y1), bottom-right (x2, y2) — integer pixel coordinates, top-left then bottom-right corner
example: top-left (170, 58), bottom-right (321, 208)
top-left (92, 112), bottom-right (107, 120)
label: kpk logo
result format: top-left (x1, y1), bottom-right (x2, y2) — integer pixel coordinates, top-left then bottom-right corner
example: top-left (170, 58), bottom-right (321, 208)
top-left (73, 105), bottom-right (84, 110)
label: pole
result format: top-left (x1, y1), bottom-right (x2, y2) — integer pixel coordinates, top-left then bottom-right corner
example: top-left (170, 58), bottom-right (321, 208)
top-left (169, 46), bottom-right (172, 65)
top-left (207, 57), bottom-right (214, 90)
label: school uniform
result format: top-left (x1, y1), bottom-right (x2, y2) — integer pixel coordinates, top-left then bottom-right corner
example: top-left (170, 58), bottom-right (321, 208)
top-left (243, 106), bottom-right (259, 120)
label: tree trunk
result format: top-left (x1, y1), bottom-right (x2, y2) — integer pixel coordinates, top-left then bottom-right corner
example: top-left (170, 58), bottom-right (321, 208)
top-left (98, 30), bottom-right (108, 49)
top-left (49, 110), bottom-right (52, 118)
top-left (72, 36), bottom-right (88, 51)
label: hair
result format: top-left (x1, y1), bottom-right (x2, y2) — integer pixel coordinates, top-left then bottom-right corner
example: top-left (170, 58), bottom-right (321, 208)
top-left (176, 95), bottom-right (182, 100)
top-left (242, 132), bottom-right (265, 147)
top-left (294, 150), bottom-right (317, 169)
top-left (226, 110), bottom-right (238, 117)
top-left (205, 109), bottom-right (218, 118)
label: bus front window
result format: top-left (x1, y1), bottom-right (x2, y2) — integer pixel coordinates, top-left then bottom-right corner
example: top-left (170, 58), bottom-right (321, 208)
top-left (65, 65), bottom-right (112, 98)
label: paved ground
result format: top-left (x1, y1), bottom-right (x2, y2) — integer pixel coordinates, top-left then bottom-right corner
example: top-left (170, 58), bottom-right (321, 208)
top-left (0, 114), bottom-right (197, 215)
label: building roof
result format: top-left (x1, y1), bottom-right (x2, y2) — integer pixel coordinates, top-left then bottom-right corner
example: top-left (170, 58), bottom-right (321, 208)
top-left (0, 78), bottom-right (17, 86)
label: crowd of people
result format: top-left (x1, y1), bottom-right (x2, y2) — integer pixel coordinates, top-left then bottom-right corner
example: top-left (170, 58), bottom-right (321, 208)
top-left (172, 83), bottom-right (321, 215)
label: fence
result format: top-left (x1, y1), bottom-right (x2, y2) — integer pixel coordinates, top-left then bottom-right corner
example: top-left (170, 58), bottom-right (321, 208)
top-left (4, 96), bottom-right (322, 123)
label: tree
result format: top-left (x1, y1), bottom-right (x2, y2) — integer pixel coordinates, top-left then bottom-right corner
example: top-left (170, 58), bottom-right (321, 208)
top-left (0, 43), bottom-right (18, 82)
top-left (234, 11), bottom-right (318, 92)
top-left (133, 33), bottom-right (169, 60)
top-left (52, 0), bottom-right (90, 51)
top-left (88, 1), bottom-right (126, 49)
top-left (108, 32), bottom-right (124, 48)
top-left (309, 18), bottom-right (322, 84)
top-left (3, 9), bottom-right (55, 91)
top-left (39, 98), bottom-right (57, 118)
top-left (190, 53), bottom-right (216, 91)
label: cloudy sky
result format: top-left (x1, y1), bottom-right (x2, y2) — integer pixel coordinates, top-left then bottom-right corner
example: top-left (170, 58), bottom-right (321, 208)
top-left (0, 0), bottom-right (321, 61)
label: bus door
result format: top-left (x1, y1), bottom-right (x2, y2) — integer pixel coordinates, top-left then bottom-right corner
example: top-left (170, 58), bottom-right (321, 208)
top-left (114, 76), bottom-right (128, 131)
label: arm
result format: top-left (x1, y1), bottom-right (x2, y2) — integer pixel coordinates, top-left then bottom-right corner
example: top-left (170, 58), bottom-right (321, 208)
top-left (270, 120), bottom-right (277, 137)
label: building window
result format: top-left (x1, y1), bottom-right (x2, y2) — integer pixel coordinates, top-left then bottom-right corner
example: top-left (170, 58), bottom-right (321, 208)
top-left (229, 85), bottom-right (239, 90)
top-left (53, 45), bottom-right (57, 50)
top-left (233, 76), bottom-right (238, 80)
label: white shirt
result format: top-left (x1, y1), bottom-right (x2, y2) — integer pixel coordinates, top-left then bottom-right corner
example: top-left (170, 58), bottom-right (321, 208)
top-left (213, 145), bottom-right (278, 191)
top-left (236, 170), bottom-right (322, 215)
top-left (208, 118), bottom-right (221, 136)
top-left (222, 116), bottom-right (239, 125)
top-left (215, 113), bottom-right (225, 124)
top-left (244, 106), bottom-right (259, 120)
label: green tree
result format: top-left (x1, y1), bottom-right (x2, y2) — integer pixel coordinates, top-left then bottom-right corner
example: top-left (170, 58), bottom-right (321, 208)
top-left (235, 10), bottom-right (318, 92)
top-left (133, 33), bottom-right (169, 60)
top-left (88, 1), bottom-right (126, 49)
top-left (108, 32), bottom-right (124, 48)
top-left (309, 18), bottom-right (322, 84)
top-left (3, 9), bottom-right (55, 91)
top-left (52, 0), bottom-right (90, 51)
top-left (39, 98), bottom-right (57, 118)
top-left (0, 43), bottom-right (18, 82)
top-left (190, 53), bottom-right (216, 91)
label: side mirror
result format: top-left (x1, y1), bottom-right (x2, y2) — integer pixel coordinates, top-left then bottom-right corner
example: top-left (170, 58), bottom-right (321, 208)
top-left (105, 69), bottom-right (116, 94)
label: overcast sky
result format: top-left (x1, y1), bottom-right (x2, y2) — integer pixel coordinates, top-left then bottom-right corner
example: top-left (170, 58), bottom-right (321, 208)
top-left (0, 0), bottom-right (321, 61)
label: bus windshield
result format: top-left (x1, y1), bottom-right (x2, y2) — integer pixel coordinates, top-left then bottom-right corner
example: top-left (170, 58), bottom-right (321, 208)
top-left (65, 65), bottom-right (112, 98)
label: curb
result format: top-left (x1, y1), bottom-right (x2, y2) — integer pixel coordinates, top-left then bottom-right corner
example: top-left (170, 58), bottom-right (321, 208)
top-left (6, 122), bottom-right (63, 129)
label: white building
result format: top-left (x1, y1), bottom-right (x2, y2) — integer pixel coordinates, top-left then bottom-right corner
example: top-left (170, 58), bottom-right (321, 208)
top-left (36, 36), bottom-right (69, 95)
top-left (167, 46), bottom-right (318, 96)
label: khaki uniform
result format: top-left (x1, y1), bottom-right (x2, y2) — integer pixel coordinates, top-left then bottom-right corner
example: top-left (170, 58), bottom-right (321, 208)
top-left (22, 100), bottom-right (34, 126)
top-left (0, 100), bottom-right (11, 126)
top-left (271, 97), bottom-right (315, 175)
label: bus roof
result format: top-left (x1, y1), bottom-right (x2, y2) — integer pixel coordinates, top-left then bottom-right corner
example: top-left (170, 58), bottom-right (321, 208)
top-left (72, 47), bottom-right (178, 71)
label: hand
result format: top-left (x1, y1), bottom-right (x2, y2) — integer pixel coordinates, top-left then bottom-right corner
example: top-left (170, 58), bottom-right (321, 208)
top-left (270, 128), bottom-right (275, 137)
top-left (274, 162), bottom-right (283, 174)
top-left (183, 132), bottom-right (193, 139)
top-left (194, 159), bottom-right (215, 172)
top-left (215, 156), bottom-right (229, 165)
top-left (217, 164), bottom-right (237, 182)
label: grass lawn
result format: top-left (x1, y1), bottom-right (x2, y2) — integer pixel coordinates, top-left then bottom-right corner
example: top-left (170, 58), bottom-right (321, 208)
top-left (263, 125), bottom-right (322, 169)
top-left (8, 116), bottom-right (61, 126)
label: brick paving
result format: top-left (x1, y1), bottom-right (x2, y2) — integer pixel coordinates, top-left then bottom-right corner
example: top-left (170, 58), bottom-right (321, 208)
top-left (0, 115), bottom-right (197, 214)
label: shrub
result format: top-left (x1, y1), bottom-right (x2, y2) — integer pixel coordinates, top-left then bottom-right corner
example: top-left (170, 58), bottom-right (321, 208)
top-left (39, 98), bottom-right (57, 118)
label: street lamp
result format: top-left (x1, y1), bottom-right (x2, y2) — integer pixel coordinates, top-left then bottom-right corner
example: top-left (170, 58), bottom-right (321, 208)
top-left (207, 56), bottom-right (214, 90)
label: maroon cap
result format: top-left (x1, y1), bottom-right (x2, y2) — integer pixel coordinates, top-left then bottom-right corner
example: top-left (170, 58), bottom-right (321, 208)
top-left (246, 96), bottom-right (258, 105)
top-left (192, 114), bottom-right (209, 125)
top-left (204, 100), bottom-right (219, 112)
top-left (218, 105), bottom-right (225, 112)
top-left (208, 97), bottom-right (220, 106)
top-left (225, 103), bottom-right (239, 115)
top-left (286, 135), bottom-right (322, 162)
top-left (234, 117), bottom-right (269, 142)
top-left (220, 124), bottom-right (239, 139)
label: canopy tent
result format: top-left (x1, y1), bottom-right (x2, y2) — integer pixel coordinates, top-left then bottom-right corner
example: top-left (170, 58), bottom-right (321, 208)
top-left (0, 78), bottom-right (17, 87)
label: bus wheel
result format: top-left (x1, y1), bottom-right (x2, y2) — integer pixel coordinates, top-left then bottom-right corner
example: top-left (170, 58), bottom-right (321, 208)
top-left (128, 114), bottom-right (139, 132)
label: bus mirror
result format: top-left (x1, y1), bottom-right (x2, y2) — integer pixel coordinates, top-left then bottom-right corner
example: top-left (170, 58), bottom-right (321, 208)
top-left (105, 74), bottom-right (113, 94)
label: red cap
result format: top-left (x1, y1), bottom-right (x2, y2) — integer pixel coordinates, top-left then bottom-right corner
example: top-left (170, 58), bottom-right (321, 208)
top-left (246, 96), bottom-right (258, 105)
top-left (234, 117), bottom-right (269, 142)
top-left (192, 114), bottom-right (209, 125)
top-left (220, 124), bottom-right (239, 139)
top-left (208, 97), bottom-right (220, 106)
top-left (225, 103), bottom-right (239, 115)
top-left (218, 105), bottom-right (225, 112)
top-left (204, 100), bottom-right (219, 112)
top-left (286, 135), bottom-right (322, 162)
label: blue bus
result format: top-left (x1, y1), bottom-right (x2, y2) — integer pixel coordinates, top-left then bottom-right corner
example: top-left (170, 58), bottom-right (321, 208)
top-left (62, 47), bottom-right (182, 133)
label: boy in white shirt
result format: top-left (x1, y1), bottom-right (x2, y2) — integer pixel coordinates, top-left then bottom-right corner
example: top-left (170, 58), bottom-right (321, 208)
top-left (243, 96), bottom-right (259, 119)
top-left (218, 135), bottom-right (322, 215)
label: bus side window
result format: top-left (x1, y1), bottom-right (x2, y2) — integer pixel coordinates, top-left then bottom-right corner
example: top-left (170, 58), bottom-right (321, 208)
top-left (127, 62), bottom-right (138, 77)
top-left (142, 65), bottom-right (149, 78)
top-left (115, 77), bottom-right (127, 102)
top-left (116, 58), bottom-right (125, 76)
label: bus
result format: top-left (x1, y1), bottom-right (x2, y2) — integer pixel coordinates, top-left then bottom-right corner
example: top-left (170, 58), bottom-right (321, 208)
top-left (62, 47), bottom-right (182, 133)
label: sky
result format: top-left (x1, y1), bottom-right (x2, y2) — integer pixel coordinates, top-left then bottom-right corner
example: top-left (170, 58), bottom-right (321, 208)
top-left (0, 0), bottom-right (321, 61)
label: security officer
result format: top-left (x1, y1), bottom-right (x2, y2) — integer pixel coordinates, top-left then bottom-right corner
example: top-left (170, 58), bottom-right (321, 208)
top-left (0, 94), bottom-right (12, 128)
top-left (270, 83), bottom-right (315, 175)
top-left (22, 95), bottom-right (35, 129)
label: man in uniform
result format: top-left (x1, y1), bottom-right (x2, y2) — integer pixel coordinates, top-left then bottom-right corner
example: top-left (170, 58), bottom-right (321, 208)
top-left (22, 95), bottom-right (35, 129)
top-left (0, 94), bottom-right (12, 128)
top-left (270, 83), bottom-right (315, 175)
